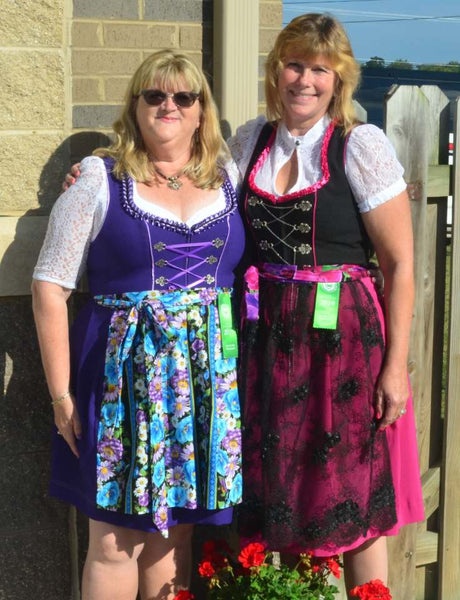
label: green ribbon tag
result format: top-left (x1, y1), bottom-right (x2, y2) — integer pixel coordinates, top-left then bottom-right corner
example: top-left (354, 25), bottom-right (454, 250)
top-left (217, 293), bottom-right (238, 358)
top-left (312, 282), bottom-right (340, 330)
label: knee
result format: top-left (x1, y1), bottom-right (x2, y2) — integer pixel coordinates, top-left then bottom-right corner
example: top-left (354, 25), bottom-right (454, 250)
top-left (88, 526), bottom-right (145, 565)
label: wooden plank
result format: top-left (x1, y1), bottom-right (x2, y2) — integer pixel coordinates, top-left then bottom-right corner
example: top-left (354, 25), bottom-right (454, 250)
top-left (416, 565), bottom-right (438, 600)
top-left (428, 196), bottom-right (448, 467)
top-left (384, 84), bottom-right (429, 427)
top-left (421, 467), bottom-right (440, 520)
top-left (384, 84), bottom-right (430, 600)
top-left (416, 200), bottom-right (442, 596)
top-left (427, 165), bottom-right (451, 198)
top-left (416, 531), bottom-right (439, 567)
top-left (420, 86), bottom-right (450, 165)
top-left (353, 99), bottom-right (367, 123)
top-left (417, 203), bottom-right (438, 474)
top-left (439, 97), bottom-right (460, 599)
top-left (414, 87), bottom-right (449, 600)
top-left (388, 524), bottom-right (418, 597)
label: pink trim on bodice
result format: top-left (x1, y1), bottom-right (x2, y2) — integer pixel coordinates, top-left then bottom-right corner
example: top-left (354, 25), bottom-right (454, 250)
top-left (247, 120), bottom-right (337, 205)
top-left (312, 190), bottom-right (318, 267)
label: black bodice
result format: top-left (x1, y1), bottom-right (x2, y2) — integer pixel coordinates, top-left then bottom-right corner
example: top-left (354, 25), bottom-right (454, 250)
top-left (243, 122), bottom-right (372, 267)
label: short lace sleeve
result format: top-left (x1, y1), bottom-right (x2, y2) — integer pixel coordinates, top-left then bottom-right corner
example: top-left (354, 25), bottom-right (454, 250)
top-left (220, 157), bottom-right (242, 194)
top-left (345, 124), bottom-right (406, 213)
top-left (33, 156), bottom-right (109, 289)
top-left (227, 115), bottom-right (267, 179)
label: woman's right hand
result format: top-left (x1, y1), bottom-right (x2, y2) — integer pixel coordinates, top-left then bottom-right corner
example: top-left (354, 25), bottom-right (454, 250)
top-left (53, 393), bottom-right (82, 458)
top-left (62, 163), bottom-right (82, 191)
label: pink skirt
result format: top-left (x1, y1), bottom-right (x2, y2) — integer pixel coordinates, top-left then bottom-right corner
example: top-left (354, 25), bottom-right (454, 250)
top-left (238, 265), bottom-right (424, 556)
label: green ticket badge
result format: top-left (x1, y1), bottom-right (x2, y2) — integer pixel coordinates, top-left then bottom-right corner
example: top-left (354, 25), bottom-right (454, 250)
top-left (217, 293), bottom-right (238, 358)
top-left (312, 282), bottom-right (340, 330)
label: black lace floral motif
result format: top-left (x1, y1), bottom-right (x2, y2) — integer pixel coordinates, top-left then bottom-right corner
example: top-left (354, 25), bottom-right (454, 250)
top-left (349, 282), bottom-right (385, 360)
top-left (362, 326), bottom-right (381, 349)
top-left (297, 479), bottom-right (395, 547)
top-left (311, 328), bottom-right (342, 358)
top-left (370, 482), bottom-right (396, 514)
top-left (270, 320), bottom-right (294, 354)
top-left (267, 500), bottom-right (294, 525)
top-left (290, 383), bottom-right (309, 405)
top-left (313, 431), bottom-right (341, 465)
top-left (336, 377), bottom-right (360, 403)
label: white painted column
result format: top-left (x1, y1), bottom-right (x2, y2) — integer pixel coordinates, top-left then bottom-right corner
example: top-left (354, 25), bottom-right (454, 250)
top-left (213, 0), bottom-right (259, 138)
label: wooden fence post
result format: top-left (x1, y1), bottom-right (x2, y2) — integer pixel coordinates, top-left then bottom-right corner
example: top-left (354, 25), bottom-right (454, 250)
top-left (439, 96), bottom-right (460, 600)
top-left (384, 84), bottom-right (430, 600)
top-left (415, 85), bottom-right (451, 600)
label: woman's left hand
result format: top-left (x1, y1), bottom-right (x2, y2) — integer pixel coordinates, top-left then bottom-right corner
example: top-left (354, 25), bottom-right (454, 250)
top-left (374, 364), bottom-right (409, 429)
top-left (54, 393), bottom-right (82, 458)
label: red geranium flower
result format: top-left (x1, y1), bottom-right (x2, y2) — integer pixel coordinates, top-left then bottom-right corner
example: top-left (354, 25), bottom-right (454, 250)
top-left (326, 557), bottom-right (341, 579)
top-left (349, 579), bottom-right (392, 599)
top-left (238, 542), bottom-right (266, 568)
top-left (201, 540), bottom-right (229, 571)
top-left (173, 591), bottom-right (195, 600)
top-left (198, 560), bottom-right (216, 578)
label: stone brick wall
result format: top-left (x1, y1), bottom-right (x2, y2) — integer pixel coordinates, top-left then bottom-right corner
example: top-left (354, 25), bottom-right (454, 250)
top-left (259, 0), bottom-right (283, 112)
top-left (0, 1), bottom-right (282, 598)
top-left (70, 0), bottom-right (212, 134)
top-left (0, 2), bottom-right (73, 598)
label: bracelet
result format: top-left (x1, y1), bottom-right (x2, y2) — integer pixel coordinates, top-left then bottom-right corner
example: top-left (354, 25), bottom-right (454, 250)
top-left (51, 391), bottom-right (72, 406)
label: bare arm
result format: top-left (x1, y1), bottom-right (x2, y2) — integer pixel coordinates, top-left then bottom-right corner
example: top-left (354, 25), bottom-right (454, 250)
top-left (32, 280), bottom-right (81, 456)
top-left (361, 190), bottom-right (414, 429)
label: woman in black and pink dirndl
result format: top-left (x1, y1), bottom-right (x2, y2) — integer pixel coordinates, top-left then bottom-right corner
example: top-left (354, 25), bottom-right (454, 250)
top-left (228, 13), bottom-right (424, 593)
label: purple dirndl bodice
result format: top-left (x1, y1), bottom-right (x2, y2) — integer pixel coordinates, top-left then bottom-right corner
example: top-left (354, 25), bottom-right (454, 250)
top-left (86, 172), bottom-right (243, 295)
top-left (50, 159), bottom-right (247, 533)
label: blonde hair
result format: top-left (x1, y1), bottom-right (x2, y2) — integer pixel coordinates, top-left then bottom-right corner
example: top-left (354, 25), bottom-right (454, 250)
top-left (95, 50), bottom-right (229, 189)
top-left (265, 13), bottom-right (361, 133)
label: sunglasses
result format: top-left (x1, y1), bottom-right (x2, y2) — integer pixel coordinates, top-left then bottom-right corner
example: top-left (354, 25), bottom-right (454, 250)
top-left (139, 89), bottom-right (200, 108)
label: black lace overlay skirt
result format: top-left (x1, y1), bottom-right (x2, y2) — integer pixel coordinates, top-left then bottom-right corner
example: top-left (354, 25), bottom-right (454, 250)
top-left (238, 274), bottom-right (404, 556)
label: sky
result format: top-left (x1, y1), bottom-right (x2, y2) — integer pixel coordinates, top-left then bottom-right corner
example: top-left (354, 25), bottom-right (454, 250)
top-left (282, 1), bottom-right (460, 67)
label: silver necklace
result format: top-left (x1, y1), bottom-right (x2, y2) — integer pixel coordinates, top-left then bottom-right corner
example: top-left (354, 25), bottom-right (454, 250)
top-left (155, 167), bottom-right (183, 191)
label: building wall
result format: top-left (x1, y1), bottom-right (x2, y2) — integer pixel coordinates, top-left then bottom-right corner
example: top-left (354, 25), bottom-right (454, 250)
top-left (0, 2), bottom-right (72, 599)
top-left (0, 2), bottom-right (282, 598)
top-left (259, 0), bottom-right (283, 113)
top-left (70, 0), bottom-right (214, 133)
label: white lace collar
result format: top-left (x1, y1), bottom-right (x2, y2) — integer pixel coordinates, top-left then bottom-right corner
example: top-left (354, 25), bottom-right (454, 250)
top-left (254, 115), bottom-right (332, 197)
top-left (277, 114), bottom-right (331, 152)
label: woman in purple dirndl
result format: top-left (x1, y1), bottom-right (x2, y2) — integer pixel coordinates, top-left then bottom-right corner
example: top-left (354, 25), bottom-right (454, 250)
top-left (229, 14), bottom-right (424, 593)
top-left (32, 50), bottom-right (245, 600)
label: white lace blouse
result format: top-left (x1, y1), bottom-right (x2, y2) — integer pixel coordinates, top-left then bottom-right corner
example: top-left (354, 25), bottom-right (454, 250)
top-left (227, 114), bottom-right (406, 212)
top-left (33, 157), bottom-right (241, 289)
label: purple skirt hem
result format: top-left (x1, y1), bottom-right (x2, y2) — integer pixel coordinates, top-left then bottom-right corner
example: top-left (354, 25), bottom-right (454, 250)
top-left (50, 482), bottom-right (233, 533)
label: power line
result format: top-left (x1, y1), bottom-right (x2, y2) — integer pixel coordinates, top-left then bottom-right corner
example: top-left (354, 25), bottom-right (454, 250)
top-left (342, 15), bottom-right (460, 24)
top-left (284, 5), bottom-right (460, 22)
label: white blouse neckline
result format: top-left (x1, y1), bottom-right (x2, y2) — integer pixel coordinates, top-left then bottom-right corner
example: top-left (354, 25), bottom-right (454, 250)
top-left (278, 115), bottom-right (330, 152)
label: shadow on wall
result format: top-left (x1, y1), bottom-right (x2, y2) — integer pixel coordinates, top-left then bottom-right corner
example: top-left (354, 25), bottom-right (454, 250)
top-left (0, 131), bottom-right (112, 295)
top-left (0, 131), bottom-right (110, 600)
